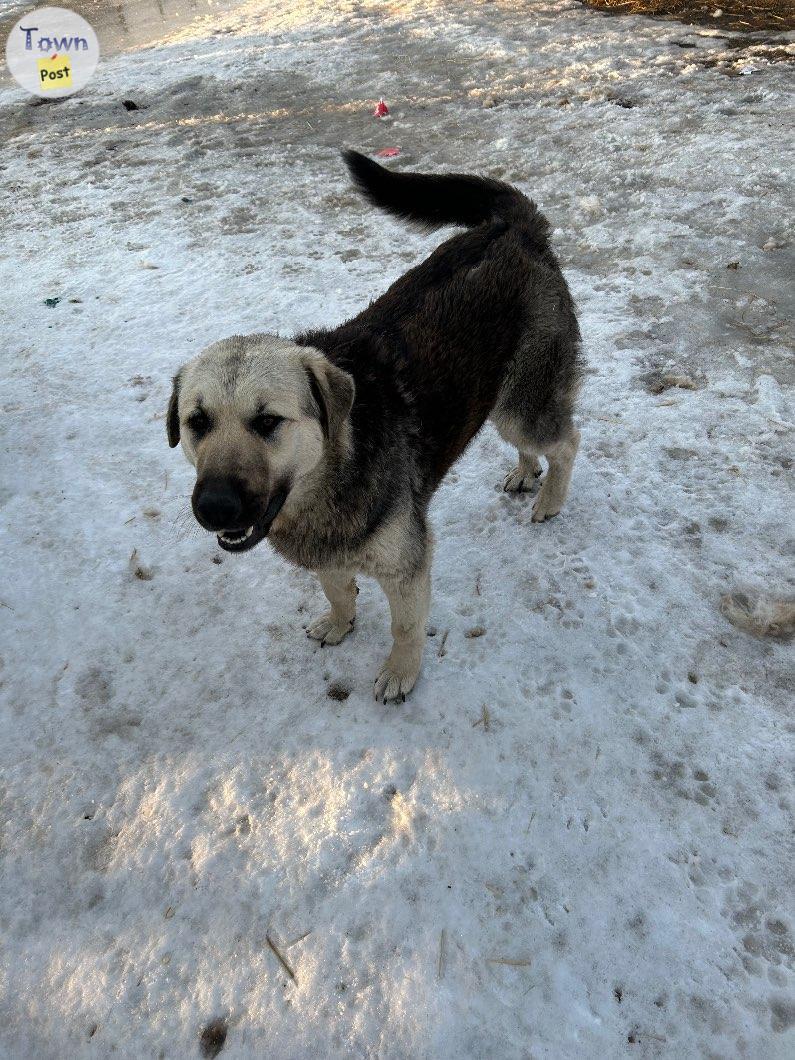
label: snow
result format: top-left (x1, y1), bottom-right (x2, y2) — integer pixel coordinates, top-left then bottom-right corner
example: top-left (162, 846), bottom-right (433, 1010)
top-left (1, 1), bottom-right (793, 1057)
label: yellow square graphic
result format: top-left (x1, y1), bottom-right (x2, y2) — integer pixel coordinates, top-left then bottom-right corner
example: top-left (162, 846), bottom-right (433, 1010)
top-left (37, 55), bottom-right (72, 91)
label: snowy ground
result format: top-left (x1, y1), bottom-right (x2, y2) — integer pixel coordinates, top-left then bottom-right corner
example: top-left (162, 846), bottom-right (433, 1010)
top-left (1, 1), bottom-right (793, 1057)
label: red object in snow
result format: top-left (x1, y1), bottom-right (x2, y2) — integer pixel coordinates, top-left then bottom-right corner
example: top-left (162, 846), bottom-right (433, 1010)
top-left (373, 98), bottom-right (389, 118)
top-left (375, 147), bottom-right (401, 158)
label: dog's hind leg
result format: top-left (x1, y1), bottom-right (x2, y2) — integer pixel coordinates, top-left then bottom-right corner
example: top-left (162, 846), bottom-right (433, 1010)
top-left (491, 410), bottom-right (542, 493)
top-left (502, 449), bottom-right (543, 493)
top-left (307, 569), bottom-right (357, 646)
top-left (491, 326), bottom-right (582, 518)
top-left (531, 425), bottom-right (580, 523)
top-left (492, 402), bottom-right (580, 520)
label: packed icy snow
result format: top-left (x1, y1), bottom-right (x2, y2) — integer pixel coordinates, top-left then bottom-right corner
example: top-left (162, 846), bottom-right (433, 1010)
top-left (0, 1), bottom-right (793, 1057)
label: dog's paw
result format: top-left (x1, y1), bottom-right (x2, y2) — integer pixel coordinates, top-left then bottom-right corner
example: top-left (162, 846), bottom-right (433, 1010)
top-left (306, 613), bottom-right (353, 646)
top-left (531, 485), bottom-right (562, 522)
top-left (502, 461), bottom-right (541, 493)
top-left (373, 658), bottom-right (420, 703)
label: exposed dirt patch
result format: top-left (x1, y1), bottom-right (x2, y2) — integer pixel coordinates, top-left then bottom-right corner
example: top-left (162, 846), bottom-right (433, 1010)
top-left (327, 680), bottom-right (351, 702)
top-left (199, 1018), bottom-right (228, 1058)
top-left (580, 0), bottom-right (795, 33)
top-left (641, 370), bottom-right (700, 395)
top-left (720, 594), bottom-right (795, 640)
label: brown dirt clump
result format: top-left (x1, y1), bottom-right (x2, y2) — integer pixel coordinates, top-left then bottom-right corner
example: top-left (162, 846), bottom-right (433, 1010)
top-left (579, 0), bottom-right (795, 33)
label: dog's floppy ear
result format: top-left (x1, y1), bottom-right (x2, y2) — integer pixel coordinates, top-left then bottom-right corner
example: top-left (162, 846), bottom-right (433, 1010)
top-left (302, 353), bottom-right (355, 442)
top-left (166, 371), bottom-right (182, 448)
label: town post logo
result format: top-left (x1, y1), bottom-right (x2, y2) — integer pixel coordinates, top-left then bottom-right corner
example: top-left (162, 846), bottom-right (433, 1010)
top-left (5, 7), bottom-right (99, 98)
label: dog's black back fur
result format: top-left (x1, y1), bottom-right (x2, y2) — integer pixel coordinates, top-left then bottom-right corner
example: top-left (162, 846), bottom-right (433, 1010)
top-left (295, 152), bottom-right (580, 539)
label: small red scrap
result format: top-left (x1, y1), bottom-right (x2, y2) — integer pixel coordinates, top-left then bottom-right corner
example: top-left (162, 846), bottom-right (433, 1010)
top-left (375, 147), bottom-right (401, 158)
top-left (373, 98), bottom-right (389, 118)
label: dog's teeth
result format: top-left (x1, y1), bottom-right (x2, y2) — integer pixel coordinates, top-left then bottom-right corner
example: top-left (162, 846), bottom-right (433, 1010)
top-left (219, 526), bottom-right (254, 545)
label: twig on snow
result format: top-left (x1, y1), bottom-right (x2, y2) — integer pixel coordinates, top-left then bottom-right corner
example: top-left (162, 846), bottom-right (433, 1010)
top-left (472, 705), bottom-right (490, 731)
top-left (437, 929), bottom-right (447, 981)
top-left (266, 934), bottom-right (297, 982)
top-left (286, 930), bottom-right (312, 949)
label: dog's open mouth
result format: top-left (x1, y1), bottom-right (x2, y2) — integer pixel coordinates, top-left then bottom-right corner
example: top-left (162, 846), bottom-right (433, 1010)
top-left (216, 489), bottom-right (289, 554)
top-left (216, 521), bottom-right (267, 554)
top-left (218, 526), bottom-right (255, 548)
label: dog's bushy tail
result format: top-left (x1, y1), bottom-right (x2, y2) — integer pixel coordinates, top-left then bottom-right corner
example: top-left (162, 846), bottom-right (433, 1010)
top-left (342, 149), bottom-right (536, 231)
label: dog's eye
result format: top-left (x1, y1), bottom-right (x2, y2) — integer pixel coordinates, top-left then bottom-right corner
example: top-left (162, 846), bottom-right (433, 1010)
top-left (250, 413), bottom-right (282, 439)
top-left (187, 409), bottom-right (211, 437)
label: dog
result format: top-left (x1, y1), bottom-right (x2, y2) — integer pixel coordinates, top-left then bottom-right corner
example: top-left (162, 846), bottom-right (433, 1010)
top-left (167, 151), bottom-right (582, 701)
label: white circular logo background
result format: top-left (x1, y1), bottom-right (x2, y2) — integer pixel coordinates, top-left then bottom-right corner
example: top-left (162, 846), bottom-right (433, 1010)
top-left (5, 7), bottom-right (99, 98)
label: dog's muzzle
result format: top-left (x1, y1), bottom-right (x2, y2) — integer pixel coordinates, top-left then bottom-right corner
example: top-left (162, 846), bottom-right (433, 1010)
top-left (215, 488), bottom-right (289, 554)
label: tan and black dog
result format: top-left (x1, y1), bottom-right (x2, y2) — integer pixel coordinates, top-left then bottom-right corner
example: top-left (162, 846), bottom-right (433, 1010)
top-left (167, 151), bottom-right (582, 701)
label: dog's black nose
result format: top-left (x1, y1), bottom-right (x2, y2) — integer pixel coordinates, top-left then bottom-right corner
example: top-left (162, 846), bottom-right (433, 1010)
top-left (194, 481), bottom-right (243, 530)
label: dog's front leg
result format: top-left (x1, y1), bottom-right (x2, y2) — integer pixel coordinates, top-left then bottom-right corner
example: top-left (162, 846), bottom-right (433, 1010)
top-left (307, 569), bottom-right (357, 646)
top-left (374, 564), bottom-right (431, 703)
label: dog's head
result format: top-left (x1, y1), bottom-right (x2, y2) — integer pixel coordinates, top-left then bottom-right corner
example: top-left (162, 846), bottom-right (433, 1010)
top-left (167, 334), bottom-right (354, 553)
